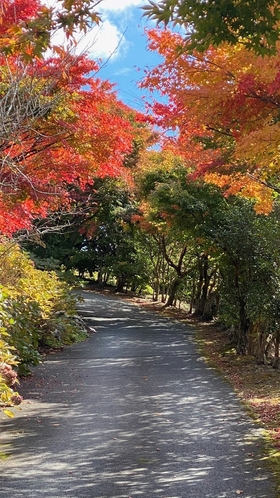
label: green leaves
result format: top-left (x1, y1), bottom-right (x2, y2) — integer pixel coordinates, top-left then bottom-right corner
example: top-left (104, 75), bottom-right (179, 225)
top-left (142, 0), bottom-right (280, 55)
top-left (0, 241), bottom-right (88, 379)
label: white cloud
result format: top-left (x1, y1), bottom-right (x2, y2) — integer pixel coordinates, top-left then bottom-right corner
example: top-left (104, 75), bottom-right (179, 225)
top-left (44, 0), bottom-right (143, 14)
top-left (99, 0), bottom-right (144, 12)
top-left (43, 0), bottom-right (137, 61)
top-left (87, 20), bottom-right (128, 60)
top-left (47, 18), bottom-right (128, 61)
top-left (113, 67), bottom-right (133, 76)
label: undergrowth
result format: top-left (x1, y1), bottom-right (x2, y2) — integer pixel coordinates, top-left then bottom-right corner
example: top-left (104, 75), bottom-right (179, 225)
top-left (0, 242), bottom-right (89, 416)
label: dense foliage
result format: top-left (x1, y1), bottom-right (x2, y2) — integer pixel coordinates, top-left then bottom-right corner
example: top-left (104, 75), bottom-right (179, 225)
top-left (26, 156), bottom-right (280, 367)
top-left (142, 0), bottom-right (280, 55)
top-left (3, 0), bottom-right (280, 418)
top-left (0, 242), bottom-right (88, 414)
top-left (0, 0), bottom-right (151, 236)
top-left (140, 28), bottom-right (280, 212)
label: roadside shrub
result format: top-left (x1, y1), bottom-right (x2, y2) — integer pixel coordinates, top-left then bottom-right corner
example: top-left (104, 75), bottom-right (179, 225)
top-left (0, 242), bottom-right (87, 377)
top-left (0, 315), bottom-right (23, 415)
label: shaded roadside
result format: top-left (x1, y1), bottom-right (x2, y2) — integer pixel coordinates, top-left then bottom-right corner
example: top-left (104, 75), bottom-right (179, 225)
top-left (111, 288), bottom-right (280, 497)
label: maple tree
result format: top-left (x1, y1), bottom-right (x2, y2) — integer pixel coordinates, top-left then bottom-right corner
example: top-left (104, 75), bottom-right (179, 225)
top-left (0, 0), bottom-right (102, 59)
top-left (0, 51), bottom-right (148, 236)
top-left (142, 0), bottom-right (280, 55)
top-left (141, 28), bottom-right (280, 212)
top-left (0, 0), bottom-right (153, 237)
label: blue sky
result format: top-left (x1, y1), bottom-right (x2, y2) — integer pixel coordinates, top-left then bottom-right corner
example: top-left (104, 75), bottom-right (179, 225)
top-left (92, 0), bottom-right (162, 112)
top-left (46, 0), bottom-right (163, 111)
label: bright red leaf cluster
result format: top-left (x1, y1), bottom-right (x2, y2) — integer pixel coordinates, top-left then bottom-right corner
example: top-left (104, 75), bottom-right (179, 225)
top-left (0, 1), bottom-right (151, 235)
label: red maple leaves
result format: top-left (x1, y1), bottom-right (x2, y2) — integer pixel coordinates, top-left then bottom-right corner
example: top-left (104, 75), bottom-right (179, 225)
top-left (0, 2), bottom-right (150, 235)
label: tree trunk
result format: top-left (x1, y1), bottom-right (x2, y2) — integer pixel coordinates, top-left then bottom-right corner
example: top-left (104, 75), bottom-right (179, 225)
top-left (165, 277), bottom-right (181, 307)
top-left (201, 293), bottom-right (216, 321)
top-left (247, 322), bottom-right (258, 357)
top-left (160, 283), bottom-right (167, 303)
top-left (153, 277), bottom-right (160, 301)
top-left (272, 329), bottom-right (280, 369)
top-left (236, 297), bottom-right (248, 354)
top-left (257, 330), bottom-right (267, 364)
top-left (194, 254), bottom-right (213, 318)
top-left (116, 275), bottom-right (125, 293)
top-left (97, 269), bottom-right (103, 285)
top-left (189, 278), bottom-right (196, 314)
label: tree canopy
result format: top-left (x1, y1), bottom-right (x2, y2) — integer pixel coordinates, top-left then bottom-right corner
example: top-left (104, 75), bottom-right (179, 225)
top-left (140, 28), bottom-right (280, 212)
top-left (0, 0), bottom-right (102, 59)
top-left (3, 0), bottom-right (280, 384)
top-left (0, 0), bottom-right (154, 237)
top-left (142, 0), bottom-right (280, 55)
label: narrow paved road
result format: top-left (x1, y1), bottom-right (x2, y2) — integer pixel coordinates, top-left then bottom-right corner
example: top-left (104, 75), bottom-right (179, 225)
top-left (0, 291), bottom-right (276, 497)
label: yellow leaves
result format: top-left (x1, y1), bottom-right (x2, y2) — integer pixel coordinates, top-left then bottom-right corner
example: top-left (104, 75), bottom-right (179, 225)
top-left (6, 25), bottom-right (23, 37)
top-left (0, 339), bottom-right (18, 366)
top-left (235, 123), bottom-right (280, 173)
top-left (253, 196), bottom-right (274, 215)
top-left (3, 409), bottom-right (15, 418)
top-left (204, 173), bottom-right (231, 189)
top-left (137, 149), bottom-right (185, 174)
top-left (204, 172), bottom-right (274, 214)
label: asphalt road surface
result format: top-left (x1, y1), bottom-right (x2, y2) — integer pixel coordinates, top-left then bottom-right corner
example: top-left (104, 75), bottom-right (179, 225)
top-left (0, 291), bottom-right (276, 498)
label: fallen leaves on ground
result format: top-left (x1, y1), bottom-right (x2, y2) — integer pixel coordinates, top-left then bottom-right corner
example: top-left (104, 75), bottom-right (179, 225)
top-left (193, 322), bottom-right (280, 447)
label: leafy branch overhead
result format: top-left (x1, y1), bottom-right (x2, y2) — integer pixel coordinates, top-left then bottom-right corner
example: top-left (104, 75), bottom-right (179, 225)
top-left (140, 28), bottom-right (280, 212)
top-left (142, 0), bottom-right (280, 55)
top-left (0, 0), bottom-right (103, 58)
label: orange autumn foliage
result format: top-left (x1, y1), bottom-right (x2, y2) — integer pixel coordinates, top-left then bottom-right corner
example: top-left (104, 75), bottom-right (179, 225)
top-left (0, 0), bottom-right (154, 235)
top-left (141, 28), bottom-right (280, 212)
top-left (1, 74), bottom-right (149, 234)
top-left (0, 55), bottom-right (149, 235)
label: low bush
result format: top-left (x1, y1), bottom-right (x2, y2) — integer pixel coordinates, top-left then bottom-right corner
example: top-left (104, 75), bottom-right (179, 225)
top-left (0, 242), bottom-right (88, 410)
top-left (0, 321), bottom-right (22, 416)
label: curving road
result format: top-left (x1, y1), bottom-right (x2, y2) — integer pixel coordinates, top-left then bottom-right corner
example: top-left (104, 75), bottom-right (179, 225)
top-left (0, 291), bottom-right (276, 497)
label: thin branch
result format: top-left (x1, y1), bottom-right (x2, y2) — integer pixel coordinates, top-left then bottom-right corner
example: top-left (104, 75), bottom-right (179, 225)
top-left (247, 173), bottom-right (280, 195)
